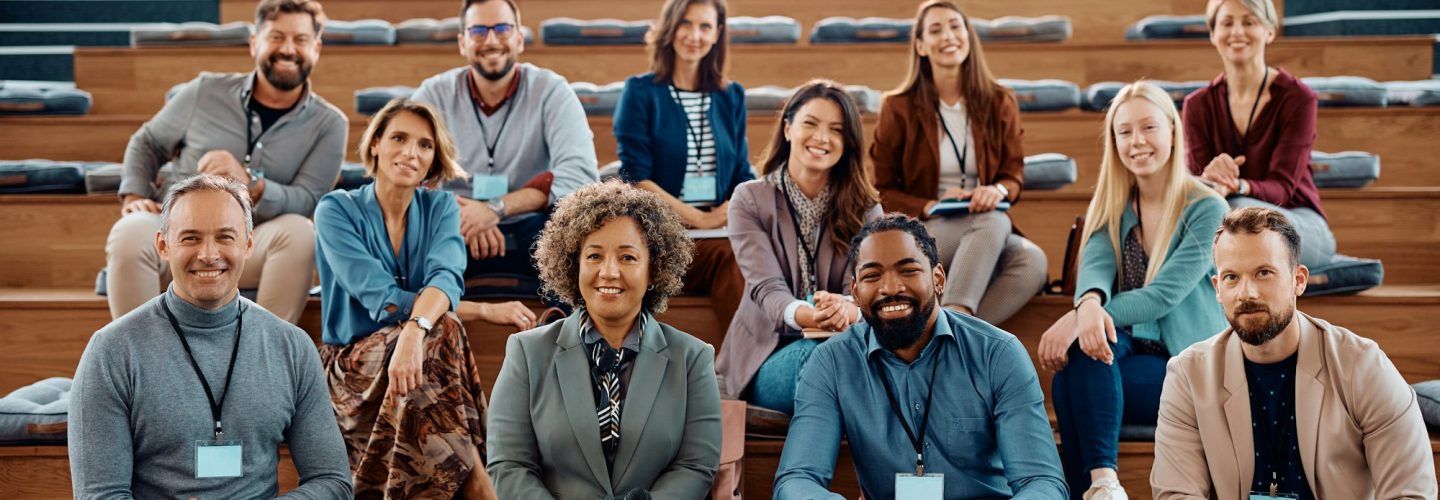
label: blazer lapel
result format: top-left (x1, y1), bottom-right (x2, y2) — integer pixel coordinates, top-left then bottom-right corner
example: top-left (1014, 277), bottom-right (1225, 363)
top-left (612, 316), bottom-right (671, 486)
top-left (1221, 332), bottom-right (1256, 499)
top-left (1293, 314), bottom-right (1325, 491)
top-left (555, 312), bottom-right (614, 496)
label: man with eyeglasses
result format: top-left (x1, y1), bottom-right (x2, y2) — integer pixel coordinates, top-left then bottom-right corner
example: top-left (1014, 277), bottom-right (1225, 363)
top-left (413, 0), bottom-right (597, 297)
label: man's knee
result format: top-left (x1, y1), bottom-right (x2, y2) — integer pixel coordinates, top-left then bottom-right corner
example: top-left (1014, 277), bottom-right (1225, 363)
top-left (255, 214), bottom-right (317, 254)
top-left (107, 212), bottom-right (162, 261)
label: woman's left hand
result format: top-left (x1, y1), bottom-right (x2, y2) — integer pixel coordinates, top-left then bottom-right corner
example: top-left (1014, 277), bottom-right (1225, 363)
top-left (968, 185), bottom-right (1005, 213)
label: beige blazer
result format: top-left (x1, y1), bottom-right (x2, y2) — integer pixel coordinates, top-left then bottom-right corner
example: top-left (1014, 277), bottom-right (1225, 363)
top-left (1152, 312), bottom-right (1436, 499)
top-left (486, 311), bottom-right (723, 499)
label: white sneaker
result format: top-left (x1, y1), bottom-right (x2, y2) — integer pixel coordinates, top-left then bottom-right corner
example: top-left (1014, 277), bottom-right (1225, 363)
top-left (1082, 477), bottom-right (1128, 500)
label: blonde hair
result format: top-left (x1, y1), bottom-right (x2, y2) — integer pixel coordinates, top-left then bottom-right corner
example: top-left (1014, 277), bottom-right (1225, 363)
top-left (1206, 0), bottom-right (1278, 30)
top-left (358, 98), bottom-right (467, 184)
top-left (1082, 81), bottom-right (1221, 284)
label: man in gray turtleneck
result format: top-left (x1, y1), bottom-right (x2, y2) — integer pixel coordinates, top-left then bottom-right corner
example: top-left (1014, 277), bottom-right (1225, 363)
top-left (69, 174), bottom-right (351, 499)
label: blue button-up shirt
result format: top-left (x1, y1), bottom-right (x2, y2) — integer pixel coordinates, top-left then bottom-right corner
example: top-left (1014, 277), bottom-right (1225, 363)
top-left (773, 309), bottom-right (1067, 499)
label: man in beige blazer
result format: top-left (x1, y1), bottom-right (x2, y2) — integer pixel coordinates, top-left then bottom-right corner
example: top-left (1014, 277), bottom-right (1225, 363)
top-left (1152, 207), bottom-right (1436, 500)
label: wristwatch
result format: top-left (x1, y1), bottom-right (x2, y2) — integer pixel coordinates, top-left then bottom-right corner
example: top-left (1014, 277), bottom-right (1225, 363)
top-left (486, 198), bottom-right (507, 219)
top-left (408, 316), bottom-right (433, 333)
top-left (992, 183), bottom-right (1010, 200)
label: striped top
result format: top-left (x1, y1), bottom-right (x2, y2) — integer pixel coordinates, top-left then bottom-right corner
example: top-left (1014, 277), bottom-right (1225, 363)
top-left (671, 86), bottom-right (718, 205)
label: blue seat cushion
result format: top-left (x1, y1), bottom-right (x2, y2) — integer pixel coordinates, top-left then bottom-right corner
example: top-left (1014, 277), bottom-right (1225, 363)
top-left (1023, 153), bottom-right (1077, 190)
top-left (1125, 15), bottom-right (1209, 40)
top-left (130, 21), bottom-right (251, 47)
top-left (323, 19), bottom-right (396, 45)
top-left (0, 377), bottom-right (70, 445)
top-left (1386, 80), bottom-right (1440, 107)
top-left (728, 16), bottom-right (800, 44)
top-left (85, 162), bottom-right (165, 194)
top-left (1083, 80), bottom-right (1204, 111)
top-left (1303, 254), bottom-right (1383, 296)
top-left (745, 85), bottom-right (792, 113)
top-left (844, 85), bottom-right (881, 115)
top-left (1416, 380), bottom-right (1440, 431)
top-left (1310, 151), bottom-right (1379, 188)
top-left (1302, 76), bottom-right (1387, 107)
top-left (974, 15), bottom-right (1072, 43)
top-left (540, 18), bottom-right (649, 45)
top-left (0, 160), bottom-right (91, 193)
top-left (337, 161), bottom-right (371, 190)
top-left (1001, 79), bottom-right (1081, 112)
top-left (354, 86), bottom-right (415, 115)
top-left (810, 17), bottom-right (910, 44)
top-left (0, 82), bottom-right (91, 115)
top-left (571, 81), bottom-right (625, 116)
top-left (396, 17), bottom-right (460, 44)
top-left (1283, 10), bottom-right (1440, 37)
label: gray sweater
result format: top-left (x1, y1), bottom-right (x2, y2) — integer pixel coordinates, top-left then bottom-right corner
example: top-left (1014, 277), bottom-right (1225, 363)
top-left (121, 71), bottom-right (348, 222)
top-left (412, 64), bottom-right (598, 206)
top-left (68, 289), bottom-right (352, 499)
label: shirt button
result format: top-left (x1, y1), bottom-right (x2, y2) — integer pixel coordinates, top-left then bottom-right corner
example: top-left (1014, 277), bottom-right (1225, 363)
top-left (913, 403), bottom-right (922, 411)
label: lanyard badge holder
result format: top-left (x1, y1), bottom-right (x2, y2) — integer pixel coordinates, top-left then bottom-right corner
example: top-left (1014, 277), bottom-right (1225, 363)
top-left (470, 75), bottom-right (516, 202)
top-left (874, 347), bottom-right (945, 499)
top-left (673, 87), bottom-right (717, 205)
top-left (162, 300), bottom-right (245, 479)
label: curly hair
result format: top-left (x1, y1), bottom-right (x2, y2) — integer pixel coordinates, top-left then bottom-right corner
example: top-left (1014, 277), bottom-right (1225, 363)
top-left (533, 180), bottom-right (695, 314)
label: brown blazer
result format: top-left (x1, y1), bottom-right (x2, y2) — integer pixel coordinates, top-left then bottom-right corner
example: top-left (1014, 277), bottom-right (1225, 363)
top-left (716, 178), bottom-right (882, 397)
top-left (1152, 312), bottom-right (1437, 500)
top-left (869, 87), bottom-right (1026, 219)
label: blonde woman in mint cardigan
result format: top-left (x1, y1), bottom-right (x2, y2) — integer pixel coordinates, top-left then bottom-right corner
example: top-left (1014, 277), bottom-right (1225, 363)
top-left (1037, 81), bottom-right (1227, 500)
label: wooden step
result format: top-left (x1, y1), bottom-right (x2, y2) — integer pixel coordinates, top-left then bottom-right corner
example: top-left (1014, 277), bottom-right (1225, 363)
top-left (5, 108), bottom-right (1435, 193)
top-left (3, 188), bottom-right (1434, 289)
top-left (0, 445), bottom-right (300, 499)
top-left (72, 37), bottom-right (1433, 116)
top-left (219, 0), bottom-right (1213, 44)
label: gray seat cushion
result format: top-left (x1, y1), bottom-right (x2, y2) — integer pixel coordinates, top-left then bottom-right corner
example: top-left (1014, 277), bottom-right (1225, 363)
top-left (130, 21), bottom-right (251, 47)
top-left (396, 17), bottom-right (461, 44)
top-left (0, 82), bottom-right (92, 115)
top-left (323, 19), bottom-right (396, 45)
top-left (354, 86), bottom-right (416, 115)
top-left (1310, 151), bottom-right (1379, 188)
top-left (1023, 153), bottom-right (1077, 190)
top-left (810, 17), bottom-right (910, 44)
top-left (337, 161), bottom-right (371, 190)
top-left (1125, 15), bottom-right (1209, 40)
top-left (1303, 254), bottom-right (1383, 296)
top-left (541, 18), bottom-right (649, 45)
top-left (0, 377), bottom-right (70, 445)
top-left (1302, 76), bottom-right (1387, 107)
top-left (0, 160), bottom-right (94, 193)
top-left (1083, 80), bottom-right (1205, 112)
top-left (728, 16), bottom-right (800, 44)
top-left (1416, 380), bottom-right (1440, 430)
top-left (86, 162), bottom-right (170, 194)
top-left (1001, 78), bottom-right (1081, 112)
top-left (571, 81), bottom-right (625, 116)
top-left (745, 85), bottom-right (793, 113)
top-left (974, 15), bottom-right (1072, 43)
top-left (1385, 80), bottom-right (1440, 107)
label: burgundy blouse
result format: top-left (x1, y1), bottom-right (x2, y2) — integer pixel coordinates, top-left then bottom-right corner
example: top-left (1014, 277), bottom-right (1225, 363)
top-left (1182, 68), bottom-right (1326, 219)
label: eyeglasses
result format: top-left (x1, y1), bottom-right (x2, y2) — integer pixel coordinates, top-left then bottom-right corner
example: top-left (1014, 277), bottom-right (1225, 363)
top-left (465, 23), bottom-right (516, 40)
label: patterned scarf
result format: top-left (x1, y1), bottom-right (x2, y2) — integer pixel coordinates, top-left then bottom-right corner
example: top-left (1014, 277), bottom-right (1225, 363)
top-left (773, 168), bottom-right (832, 296)
top-left (589, 340), bottom-right (635, 463)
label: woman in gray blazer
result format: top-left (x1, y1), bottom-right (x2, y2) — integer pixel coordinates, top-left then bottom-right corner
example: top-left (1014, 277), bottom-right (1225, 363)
top-left (716, 80), bottom-right (883, 415)
top-left (487, 180), bottom-right (723, 500)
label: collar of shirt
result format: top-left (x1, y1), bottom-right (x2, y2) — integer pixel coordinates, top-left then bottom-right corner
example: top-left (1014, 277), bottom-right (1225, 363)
top-left (580, 311), bottom-right (644, 352)
top-left (240, 70), bottom-right (312, 113)
top-left (865, 309), bottom-right (956, 365)
top-left (467, 66), bottom-right (524, 116)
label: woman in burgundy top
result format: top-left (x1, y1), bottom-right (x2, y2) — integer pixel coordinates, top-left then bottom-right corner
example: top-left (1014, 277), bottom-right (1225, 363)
top-left (1183, 0), bottom-right (1335, 268)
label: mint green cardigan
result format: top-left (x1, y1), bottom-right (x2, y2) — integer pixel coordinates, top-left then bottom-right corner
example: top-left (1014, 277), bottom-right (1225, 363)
top-left (1074, 193), bottom-right (1229, 355)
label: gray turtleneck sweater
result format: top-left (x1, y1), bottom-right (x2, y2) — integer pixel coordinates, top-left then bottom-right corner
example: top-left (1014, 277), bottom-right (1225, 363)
top-left (68, 288), bottom-right (351, 499)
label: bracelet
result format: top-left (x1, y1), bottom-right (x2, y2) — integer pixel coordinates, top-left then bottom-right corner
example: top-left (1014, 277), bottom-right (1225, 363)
top-left (1074, 295), bottom-right (1100, 311)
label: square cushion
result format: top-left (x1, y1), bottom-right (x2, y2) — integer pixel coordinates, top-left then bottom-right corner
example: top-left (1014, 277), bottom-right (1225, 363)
top-left (974, 15), bottom-right (1072, 43)
top-left (1023, 153), bottom-right (1077, 190)
top-left (1415, 380), bottom-right (1440, 430)
top-left (0, 160), bottom-right (90, 193)
top-left (323, 19), bottom-right (397, 45)
top-left (1125, 15), bottom-right (1209, 40)
top-left (1000, 79), bottom-right (1081, 112)
top-left (0, 81), bottom-right (92, 115)
top-left (728, 16), bottom-right (800, 44)
top-left (1082, 80), bottom-right (1204, 111)
top-left (1310, 151), bottom-right (1379, 188)
top-left (354, 86), bottom-right (416, 116)
top-left (571, 81), bottom-right (625, 116)
top-left (1303, 254), bottom-right (1383, 296)
top-left (131, 22), bottom-right (251, 47)
top-left (0, 377), bottom-right (70, 445)
top-left (809, 17), bottom-right (910, 44)
top-left (1301, 76), bottom-right (1387, 107)
top-left (540, 18), bottom-right (650, 45)
top-left (1385, 80), bottom-right (1440, 107)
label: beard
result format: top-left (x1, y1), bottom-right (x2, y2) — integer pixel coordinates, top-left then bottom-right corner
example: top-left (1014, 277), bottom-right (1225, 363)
top-left (1229, 299), bottom-right (1294, 346)
top-left (862, 294), bottom-right (935, 353)
top-left (260, 52), bottom-right (312, 91)
top-left (471, 49), bottom-right (517, 82)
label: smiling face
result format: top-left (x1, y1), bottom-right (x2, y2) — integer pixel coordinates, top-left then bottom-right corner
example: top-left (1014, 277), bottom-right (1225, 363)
top-left (1209, 0), bottom-right (1275, 67)
top-left (915, 6), bottom-right (970, 71)
top-left (784, 96), bottom-right (846, 175)
top-left (370, 110), bottom-right (437, 189)
top-left (1110, 97), bottom-right (1175, 180)
top-left (1213, 229), bottom-right (1307, 346)
top-left (460, 0), bottom-right (523, 81)
top-left (251, 12), bottom-right (320, 92)
top-left (671, 2), bottom-right (719, 68)
top-left (578, 217), bottom-right (651, 324)
top-left (851, 230), bottom-right (944, 352)
top-left (157, 189), bottom-right (254, 310)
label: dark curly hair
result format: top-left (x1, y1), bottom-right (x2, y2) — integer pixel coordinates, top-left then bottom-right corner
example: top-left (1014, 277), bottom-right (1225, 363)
top-left (533, 180), bottom-right (695, 313)
top-left (847, 213), bottom-right (941, 276)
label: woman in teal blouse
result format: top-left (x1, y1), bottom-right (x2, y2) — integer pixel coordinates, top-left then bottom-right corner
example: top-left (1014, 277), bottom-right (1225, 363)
top-left (1037, 82), bottom-right (1227, 500)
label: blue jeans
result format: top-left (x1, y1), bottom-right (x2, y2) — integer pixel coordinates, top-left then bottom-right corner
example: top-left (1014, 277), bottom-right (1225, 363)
top-left (1228, 196), bottom-right (1335, 269)
top-left (1051, 330), bottom-right (1168, 499)
top-left (747, 338), bottom-right (821, 415)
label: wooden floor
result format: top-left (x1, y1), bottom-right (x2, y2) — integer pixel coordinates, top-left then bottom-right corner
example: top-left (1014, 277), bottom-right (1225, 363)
top-left (71, 36), bottom-right (1433, 116)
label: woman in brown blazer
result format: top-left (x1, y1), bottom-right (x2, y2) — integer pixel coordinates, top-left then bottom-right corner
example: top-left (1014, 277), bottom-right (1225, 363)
top-left (869, 0), bottom-right (1047, 325)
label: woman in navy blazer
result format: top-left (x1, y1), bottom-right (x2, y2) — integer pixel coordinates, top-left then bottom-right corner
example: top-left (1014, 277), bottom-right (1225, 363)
top-left (614, 0), bottom-right (749, 332)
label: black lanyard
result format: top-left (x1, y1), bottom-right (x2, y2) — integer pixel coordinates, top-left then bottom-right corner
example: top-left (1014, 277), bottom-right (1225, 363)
top-left (393, 233), bottom-right (409, 290)
top-left (1258, 372), bottom-right (1296, 496)
top-left (779, 168), bottom-right (822, 296)
top-left (161, 299), bottom-right (243, 441)
top-left (670, 86), bottom-right (710, 174)
top-left (872, 341), bottom-right (943, 476)
top-left (1227, 66), bottom-right (1269, 157)
top-left (468, 71), bottom-right (517, 173)
top-left (937, 105), bottom-right (970, 184)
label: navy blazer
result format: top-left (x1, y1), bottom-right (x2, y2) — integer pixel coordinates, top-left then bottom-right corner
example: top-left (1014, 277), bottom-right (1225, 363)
top-left (614, 72), bottom-right (754, 202)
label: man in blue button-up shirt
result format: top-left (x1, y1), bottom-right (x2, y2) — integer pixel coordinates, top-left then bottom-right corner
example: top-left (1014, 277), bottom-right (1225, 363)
top-left (774, 214), bottom-right (1067, 500)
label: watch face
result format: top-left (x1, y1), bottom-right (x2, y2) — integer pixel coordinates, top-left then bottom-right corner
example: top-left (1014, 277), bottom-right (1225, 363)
top-left (416, 316), bottom-right (434, 330)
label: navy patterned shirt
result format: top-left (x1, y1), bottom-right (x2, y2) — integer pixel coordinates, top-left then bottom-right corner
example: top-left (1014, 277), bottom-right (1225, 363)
top-left (1244, 353), bottom-right (1314, 499)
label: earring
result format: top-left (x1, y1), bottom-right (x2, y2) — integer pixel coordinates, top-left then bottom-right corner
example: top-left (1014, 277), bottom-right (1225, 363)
top-left (647, 284), bottom-right (656, 291)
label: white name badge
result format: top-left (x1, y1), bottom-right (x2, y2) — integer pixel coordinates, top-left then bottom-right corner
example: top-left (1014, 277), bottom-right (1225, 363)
top-left (195, 440), bottom-right (243, 478)
top-left (1249, 493), bottom-right (1299, 499)
top-left (471, 174), bottom-right (509, 201)
top-left (681, 175), bottom-right (718, 204)
top-left (895, 473), bottom-right (943, 499)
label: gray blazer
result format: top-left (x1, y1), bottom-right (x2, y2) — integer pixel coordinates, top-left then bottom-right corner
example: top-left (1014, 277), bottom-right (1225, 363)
top-left (487, 310), bottom-right (723, 499)
top-left (717, 178), bottom-right (883, 398)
